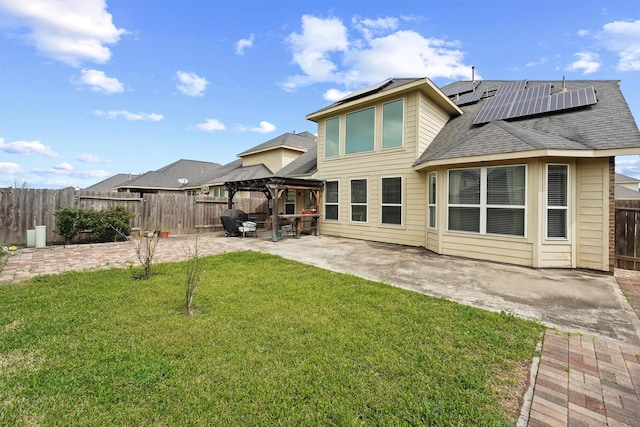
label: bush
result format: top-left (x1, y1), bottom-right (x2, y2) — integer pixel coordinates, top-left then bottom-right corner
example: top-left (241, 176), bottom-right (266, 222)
top-left (54, 206), bottom-right (134, 244)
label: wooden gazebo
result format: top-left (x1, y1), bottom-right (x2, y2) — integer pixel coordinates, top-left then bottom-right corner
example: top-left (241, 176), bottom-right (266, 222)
top-left (224, 176), bottom-right (324, 241)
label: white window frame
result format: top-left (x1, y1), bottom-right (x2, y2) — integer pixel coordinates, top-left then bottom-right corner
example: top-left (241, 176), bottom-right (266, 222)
top-left (350, 178), bottom-right (368, 223)
top-left (428, 172), bottom-right (437, 229)
top-left (545, 164), bottom-right (569, 240)
top-left (381, 176), bottom-right (403, 226)
top-left (324, 180), bottom-right (339, 221)
top-left (447, 165), bottom-right (527, 237)
top-left (345, 107), bottom-right (375, 155)
top-left (382, 98), bottom-right (404, 149)
top-left (325, 116), bottom-right (340, 158)
top-left (285, 189), bottom-right (296, 215)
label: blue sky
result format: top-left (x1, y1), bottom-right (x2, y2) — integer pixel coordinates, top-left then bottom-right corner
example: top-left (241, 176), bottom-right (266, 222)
top-left (1, 0), bottom-right (639, 189)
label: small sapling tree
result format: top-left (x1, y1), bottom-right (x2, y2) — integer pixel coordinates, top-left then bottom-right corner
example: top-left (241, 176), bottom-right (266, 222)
top-left (184, 233), bottom-right (204, 316)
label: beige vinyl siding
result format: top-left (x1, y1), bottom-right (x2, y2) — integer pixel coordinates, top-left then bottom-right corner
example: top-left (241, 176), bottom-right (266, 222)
top-left (442, 233), bottom-right (534, 266)
top-left (426, 229), bottom-right (439, 253)
top-left (316, 92), bottom-right (435, 247)
top-left (417, 93), bottom-right (450, 156)
top-left (537, 160), bottom-right (573, 268)
top-left (539, 244), bottom-right (572, 267)
top-left (241, 148), bottom-right (301, 173)
top-left (575, 158), bottom-right (608, 270)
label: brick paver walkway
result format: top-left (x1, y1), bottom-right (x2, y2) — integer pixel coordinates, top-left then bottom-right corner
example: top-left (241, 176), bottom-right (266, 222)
top-left (2, 237), bottom-right (640, 425)
top-left (527, 268), bottom-right (640, 426)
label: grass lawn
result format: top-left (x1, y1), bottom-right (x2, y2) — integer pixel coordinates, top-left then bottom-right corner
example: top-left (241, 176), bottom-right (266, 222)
top-left (0, 251), bottom-right (543, 426)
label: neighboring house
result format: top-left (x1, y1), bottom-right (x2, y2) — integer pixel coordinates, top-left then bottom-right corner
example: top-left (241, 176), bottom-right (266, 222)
top-left (84, 173), bottom-right (138, 192)
top-left (615, 173), bottom-right (640, 200)
top-left (88, 131), bottom-right (318, 204)
top-left (305, 78), bottom-right (640, 272)
top-left (113, 159), bottom-right (223, 195)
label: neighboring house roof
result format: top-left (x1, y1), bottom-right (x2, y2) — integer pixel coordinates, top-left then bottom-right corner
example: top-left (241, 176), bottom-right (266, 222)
top-left (116, 159), bottom-right (222, 190)
top-left (207, 163), bottom-right (273, 184)
top-left (275, 144), bottom-right (318, 177)
top-left (615, 173), bottom-right (640, 185)
top-left (414, 80), bottom-right (640, 167)
top-left (84, 173), bottom-right (139, 192)
top-left (615, 184), bottom-right (640, 199)
top-left (237, 131), bottom-right (316, 157)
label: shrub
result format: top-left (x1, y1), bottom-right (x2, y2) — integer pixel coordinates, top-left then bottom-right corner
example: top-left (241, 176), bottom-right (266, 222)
top-left (54, 206), bottom-right (134, 244)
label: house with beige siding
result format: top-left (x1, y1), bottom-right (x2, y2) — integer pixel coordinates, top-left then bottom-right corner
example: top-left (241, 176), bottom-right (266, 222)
top-left (305, 78), bottom-right (640, 272)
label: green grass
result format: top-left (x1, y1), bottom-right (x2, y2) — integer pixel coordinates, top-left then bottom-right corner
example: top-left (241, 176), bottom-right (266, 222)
top-left (0, 251), bottom-right (543, 426)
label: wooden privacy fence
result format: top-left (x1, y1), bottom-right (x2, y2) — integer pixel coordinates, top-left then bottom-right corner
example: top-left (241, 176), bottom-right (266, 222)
top-left (615, 200), bottom-right (640, 271)
top-left (0, 188), bottom-right (268, 246)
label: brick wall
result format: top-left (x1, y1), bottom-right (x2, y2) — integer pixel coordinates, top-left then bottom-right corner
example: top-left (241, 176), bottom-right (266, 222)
top-left (609, 156), bottom-right (616, 272)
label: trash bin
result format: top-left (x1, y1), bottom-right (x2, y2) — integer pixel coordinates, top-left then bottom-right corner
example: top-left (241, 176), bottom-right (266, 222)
top-left (35, 225), bottom-right (46, 248)
top-left (27, 229), bottom-right (36, 247)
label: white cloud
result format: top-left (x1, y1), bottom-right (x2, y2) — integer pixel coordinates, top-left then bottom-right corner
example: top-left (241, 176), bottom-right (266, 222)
top-left (0, 162), bottom-right (22, 174)
top-left (76, 69), bottom-right (124, 93)
top-left (283, 14), bottom-right (475, 91)
top-left (353, 16), bottom-right (399, 41)
top-left (54, 162), bottom-right (73, 171)
top-left (176, 71), bottom-right (208, 96)
top-left (196, 118), bottom-right (226, 132)
top-left (235, 33), bottom-right (254, 55)
top-left (251, 121), bottom-right (276, 134)
top-left (616, 156), bottom-right (640, 178)
top-left (600, 19), bottom-right (640, 71)
top-left (577, 29), bottom-right (589, 37)
top-left (565, 52), bottom-right (601, 74)
top-left (76, 153), bottom-right (100, 163)
top-left (324, 88), bottom-right (351, 102)
top-left (0, 0), bottom-right (126, 66)
top-left (0, 137), bottom-right (58, 157)
top-left (94, 109), bottom-right (163, 121)
top-left (31, 165), bottom-right (112, 178)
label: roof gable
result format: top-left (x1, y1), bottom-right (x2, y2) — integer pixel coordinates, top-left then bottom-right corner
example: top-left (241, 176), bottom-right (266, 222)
top-left (237, 131), bottom-right (316, 157)
top-left (306, 77), bottom-right (462, 120)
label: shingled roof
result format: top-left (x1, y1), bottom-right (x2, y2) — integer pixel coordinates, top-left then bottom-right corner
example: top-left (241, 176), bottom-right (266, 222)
top-left (237, 131), bottom-right (316, 157)
top-left (414, 80), bottom-right (640, 167)
top-left (117, 159), bottom-right (222, 190)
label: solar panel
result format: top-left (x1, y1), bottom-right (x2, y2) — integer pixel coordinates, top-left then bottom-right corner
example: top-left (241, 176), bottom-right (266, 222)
top-left (339, 79), bottom-right (392, 103)
top-left (473, 82), bottom-right (596, 125)
top-left (456, 89), bottom-right (484, 105)
top-left (495, 80), bottom-right (527, 95)
top-left (442, 81), bottom-right (479, 96)
top-left (548, 87), bottom-right (597, 112)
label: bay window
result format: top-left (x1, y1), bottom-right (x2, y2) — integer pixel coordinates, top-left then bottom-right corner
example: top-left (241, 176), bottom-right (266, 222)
top-left (448, 165), bottom-right (526, 237)
top-left (428, 172), bottom-right (437, 228)
top-left (546, 164), bottom-right (568, 239)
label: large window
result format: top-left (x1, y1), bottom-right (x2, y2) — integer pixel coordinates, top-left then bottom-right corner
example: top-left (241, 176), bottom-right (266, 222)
top-left (428, 172), bottom-right (437, 228)
top-left (448, 165), bottom-right (526, 237)
top-left (547, 164), bottom-right (568, 239)
top-left (382, 99), bottom-right (403, 149)
top-left (325, 181), bottom-right (339, 220)
top-left (345, 107), bottom-right (374, 154)
top-left (325, 117), bottom-right (339, 158)
top-left (381, 177), bottom-right (402, 225)
top-left (350, 179), bottom-right (368, 222)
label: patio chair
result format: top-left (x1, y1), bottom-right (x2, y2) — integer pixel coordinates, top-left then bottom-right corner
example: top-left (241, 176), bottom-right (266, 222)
top-left (238, 221), bottom-right (257, 238)
top-left (280, 223), bottom-right (296, 238)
